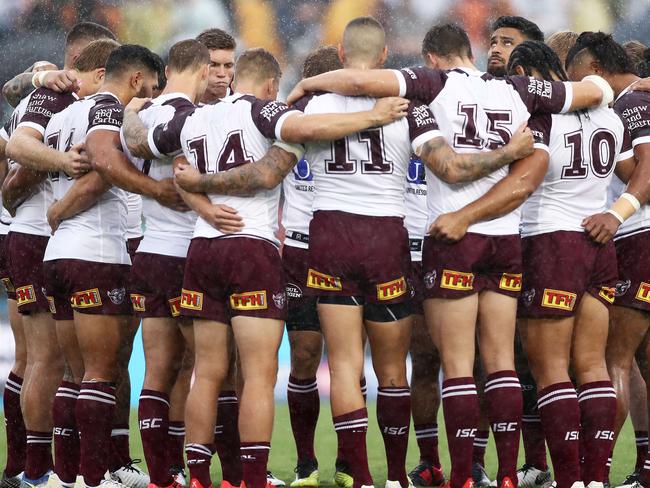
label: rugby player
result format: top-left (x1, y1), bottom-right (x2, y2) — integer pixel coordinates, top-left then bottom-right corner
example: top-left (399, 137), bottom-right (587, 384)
top-left (285, 21), bottom-right (616, 488)
top-left (487, 16), bottom-right (544, 77)
top-left (564, 32), bottom-right (650, 488)
top-left (40, 44), bottom-right (159, 488)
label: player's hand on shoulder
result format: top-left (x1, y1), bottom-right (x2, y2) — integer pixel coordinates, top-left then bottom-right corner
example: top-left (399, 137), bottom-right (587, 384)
top-left (174, 162), bottom-right (203, 193)
top-left (155, 177), bottom-right (190, 211)
top-left (126, 97), bottom-right (151, 113)
top-left (32, 61), bottom-right (58, 73)
top-left (428, 211), bottom-right (470, 243)
top-left (63, 142), bottom-right (92, 178)
top-left (582, 212), bottom-right (620, 244)
top-left (201, 204), bottom-right (244, 234)
top-left (371, 97), bottom-right (409, 125)
top-left (632, 77), bottom-right (650, 93)
top-left (504, 122), bottom-right (534, 160)
top-left (40, 69), bottom-right (80, 93)
top-left (286, 80), bottom-right (307, 106)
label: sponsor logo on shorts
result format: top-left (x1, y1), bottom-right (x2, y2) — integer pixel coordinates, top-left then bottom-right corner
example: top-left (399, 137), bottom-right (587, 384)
top-left (168, 297), bottom-right (181, 317)
top-left (499, 273), bottom-right (522, 292)
top-left (181, 289), bottom-right (203, 311)
top-left (440, 269), bottom-right (474, 291)
top-left (541, 288), bottom-right (577, 311)
top-left (107, 287), bottom-right (126, 305)
top-left (307, 269), bottom-right (342, 291)
top-left (130, 294), bottom-right (146, 312)
top-left (636, 282), bottom-right (650, 303)
top-left (46, 296), bottom-right (56, 314)
top-left (15, 285), bottom-right (36, 306)
top-left (521, 289), bottom-right (536, 307)
top-left (615, 279), bottom-right (631, 297)
top-left (272, 292), bottom-right (286, 309)
top-left (1, 277), bottom-right (14, 293)
top-left (424, 271), bottom-right (437, 289)
top-left (286, 283), bottom-right (302, 299)
top-left (598, 287), bottom-right (615, 304)
top-left (377, 277), bottom-right (407, 301)
top-left (230, 290), bottom-right (267, 310)
top-left (71, 288), bottom-right (102, 308)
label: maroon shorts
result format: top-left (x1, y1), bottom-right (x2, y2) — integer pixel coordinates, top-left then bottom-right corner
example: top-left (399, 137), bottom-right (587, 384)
top-left (410, 261), bottom-right (425, 315)
top-left (130, 252), bottom-right (185, 318)
top-left (613, 230), bottom-right (650, 311)
top-left (181, 237), bottom-right (287, 323)
top-left (126, 237), bottom-right (142, 261)
top-left (518, 231), bottom-right (618, 318)
top-left (5, 232), bottom-right (50, 314)
top-left (422, 233), bottom-right (522, 299)
top-left (43, 259), bottom-right (132, 320)
top-left (307, 211), bottom-right (411, 304)
top-left (0, 234), bottom-right (15, 300)
top-left (283, 245), bottom-right (319, 332)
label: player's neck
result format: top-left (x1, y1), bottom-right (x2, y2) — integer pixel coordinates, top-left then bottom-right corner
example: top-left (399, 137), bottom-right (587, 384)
top-left (606, 72), bottom-right (641, 98)
top-left (99, 81), bottom-right (132, 106)
top-left (164, 74), bottom-right (202, 104)
top-left (434, 56), bottom-right (476, 71)
top-left (232, 81), bottom-right (266, 99)
top-left (344, 60), bottom-right (382, 70)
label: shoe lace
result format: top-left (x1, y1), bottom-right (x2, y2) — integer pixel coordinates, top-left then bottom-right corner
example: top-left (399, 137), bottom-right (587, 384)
top-left (623, 473), bottom-right (640, 484)
top-left (518, 465), bottom-right (534, 475)
top-left (120, 459), bottom-right (145, 474)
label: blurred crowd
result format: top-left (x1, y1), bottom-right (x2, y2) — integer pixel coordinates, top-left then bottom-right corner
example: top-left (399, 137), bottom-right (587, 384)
top-left (1, 0), bottom-right (650, 118)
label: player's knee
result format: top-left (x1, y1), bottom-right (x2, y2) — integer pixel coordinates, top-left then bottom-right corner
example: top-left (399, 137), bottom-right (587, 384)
top-left (364, 301), bottom-right (411, 322)
top-left (411, 352), bottom-right (438, 381)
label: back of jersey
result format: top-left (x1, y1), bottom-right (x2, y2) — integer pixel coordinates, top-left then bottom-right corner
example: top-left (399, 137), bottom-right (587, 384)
top-left (303, 93), bottom-right (438, 218)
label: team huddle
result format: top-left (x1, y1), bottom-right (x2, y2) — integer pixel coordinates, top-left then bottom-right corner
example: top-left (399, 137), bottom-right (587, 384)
top-left (1, 11), bottom-right (650, 488)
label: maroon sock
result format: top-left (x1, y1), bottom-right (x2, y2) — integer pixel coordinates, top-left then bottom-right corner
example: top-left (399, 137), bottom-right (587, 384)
top-left (167, 421), bottom-right (186, 469)
top-left (414, 423), bottom-right (441, 467)
top-left (215, 391), bottom-right (242, 485)
top-left (138, 389), bottom-right (172, 486)
top-left (53, 381), bottom-right (80, 484)
top-left (537, 382), bottom-right (580, 488)
top-left (3, 372), bottom-right (26, 476)
top-left (485, 371), bottom-right (522, 484)
top-left (333, 408), bottom-right (373, 488)
top-left (110, 424), bottom-right (131, 471)
top-left (240, 442), bottom-right (270, 488)
top-left (521, 415), bottom-right (547, 470)
top-left (377, 387), bottom-right (410, 486)
top-left (636, 431), bottom-right (648, 472)
top-left (287, 376), bottom-right (319, 462)
top-left (77, 382), bottom-right (116, 487)
top-left (360, 377), bottom-right (367, 403)
top-left (186, 443), bottom-right (214, 488)
top-left (442, 378), bottom-right (479, 488)
top-left (24, 431), bottom-right (53, 480)
top-left (578, 381), bottom-right (616, 483)
top-left (472, 431), bottom-right (489, 466)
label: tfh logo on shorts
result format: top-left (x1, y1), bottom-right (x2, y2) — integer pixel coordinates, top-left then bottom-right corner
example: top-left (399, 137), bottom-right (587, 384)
top-left (15, 285), bottom-right (36, 306)
top-left (108, 287), bottom-right (126, 305)
top-left (181, 289), bottom-right (203, 310)
top-left (541, 288), bottom-right (576, 311)
top-left (377, 277), bottom-right (407, 301)
top-left (230, 291), bottom-right (267, 310)
top-left (598, 286), bottom-right (615, 304)
top-left (636, 282), bottom-right (650, 303)
top-left (307, 269), bottom-right (342, 291)
top-left (71, 288), bottom-right (102, 308)
top-left (440, 270), bottom-right (474, 291)
top-left (168, 297), bottom-right (181, 317)
top-left (130, 294), bottom-right (146, 312)
top-left (499, 273), bottom-right (522, 292)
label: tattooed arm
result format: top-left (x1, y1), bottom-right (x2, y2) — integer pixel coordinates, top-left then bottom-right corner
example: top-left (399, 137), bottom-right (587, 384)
top-left (122, 102), bottom-right (156, 160)
top-left (418, 123), bottom-right (534, 184)
top-left (3, 73), bottom-right (34, 108)
top-left (174, 145), bottom-right (299, 196)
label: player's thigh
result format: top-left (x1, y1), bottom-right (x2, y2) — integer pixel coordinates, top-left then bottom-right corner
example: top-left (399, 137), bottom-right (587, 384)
top-left (525, 316), bottom-right (574, 389)
top-left (73, 311), bottom-right (127, 379)
top-left (23, 311), bottom-right (61, 361)
top-left (192, 318), bottom-right (230, 381)
top-left (477, 290), bottom-right (517, 374)
top-left (143, 317), bottom-right (185, 377)
top-left (56, 319), bottom-right (84, 383)
top-left (231, 316), bottom-right (284, 384)
top-left (365, 314), bottom-right (411, 385)
top-left (288, 330), bottom-right (323, 378)
top-left (573, 293), bottom-right (610, 384)
top-left (424, 294), bottom-right (478, 378)
top-left (410, 313), bottom-right (440, 374)
top-left (607, 305), bottom-right (650, 368)
top-left (318, 302), bottom-right (365, 375)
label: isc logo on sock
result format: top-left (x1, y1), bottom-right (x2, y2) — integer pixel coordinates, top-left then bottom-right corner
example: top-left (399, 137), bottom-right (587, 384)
top-left (139, 418), bottom-right (162, 429)
top-left (382, 426), bottom-right (408, 435)
top-left (492, 422), bottom-right (517, 432)
top-left (455, 428), bottom-right (477, 438)
top-left (53, 427), bottom-right (74, 437)
top-left (564, 431), bottom-right (580, 441)
top-left (595, 430), bottom-right (614, 440)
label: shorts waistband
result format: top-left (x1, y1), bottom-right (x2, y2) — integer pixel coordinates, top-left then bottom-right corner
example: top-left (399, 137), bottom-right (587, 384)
top-left (286, 231), bottom-right (310, 244)
top-left (409, 238), bottom-right (422, 252)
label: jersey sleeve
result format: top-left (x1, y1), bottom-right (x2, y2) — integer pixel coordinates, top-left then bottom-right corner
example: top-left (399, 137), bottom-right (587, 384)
top-left (0, 120), bottom-right (10, 142)
top-left (507, 76), bottom-right (572, 115)
top-left (17, 87), bottom-right (76, 136)
top-left (615, 91), bottom-right (650, 149)
top-left (527, 113), bottom-right (552, 153)
top-left (148, 102), bottom-right (196, 158)
top-left (618, 119), bottom-right (635, 162)
top-left (250, 99), bottom-right (300, 141)
top-left (407, 102), bottom-right (443, 153)
top-left (87, 99), bottom-right (124, 135)
top-left (392, 66), bottom-right (447, 103)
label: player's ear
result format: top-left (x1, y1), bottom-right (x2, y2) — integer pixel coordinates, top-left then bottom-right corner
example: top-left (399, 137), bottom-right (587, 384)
top-left (94, 68), bottom-right (106, 85)
top-left (513, 65), bottom-right (526, 76)
top-left (378, 46), bottom-right (388, 67)
top-left (337, 44), bottom-right (345, 65)
top-left (165, 65), bottom-right (170, 79)
top-left (131, 71), bottom-right (143, 91)
top-left (425, 53), bottom-right (438, 69)
top-left (590, 60), bottom-right (604, 76)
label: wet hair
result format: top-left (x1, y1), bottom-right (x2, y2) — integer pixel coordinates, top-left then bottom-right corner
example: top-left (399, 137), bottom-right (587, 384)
top-left (72, 39), bottom-right (120, 72)
top-left (507, 40), bottom-right (569, 81)
top-left (638, 49), bottom-right (650, 77)
top-left (105, 44), bottom-right (161, 80)
top-left (546, 30), bottom-right (579, 66)
top-left (66, 22), bottom-right (116, 48)
top-left (302, 45), bottom-right (343, 78)
top-left (196, 28), bottom-right (236, 51)
top-left (234, 48), bottom-right (282, 84)
top-left (167, 39), bottom-right (210, 73)
top-left (565, 31), bottom-right (635, 74)
top-left (624, 40), bottom-right (647, 65)
top-left (152, 52), bottom-right (167, 91)
top-left (492, 16), bottom-right (544, 42)
top-left (342, 16), bottom-right (385, 63)
top-left (421, 23), bottom-right (472, 59)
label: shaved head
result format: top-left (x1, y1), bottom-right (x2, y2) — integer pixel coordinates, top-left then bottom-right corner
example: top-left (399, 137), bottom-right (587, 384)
top-left (342, 16), bottom-right (386, 66)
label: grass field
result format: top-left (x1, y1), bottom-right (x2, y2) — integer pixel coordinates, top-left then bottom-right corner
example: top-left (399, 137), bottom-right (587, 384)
top-left (0, 403), bottom-right (640, 486)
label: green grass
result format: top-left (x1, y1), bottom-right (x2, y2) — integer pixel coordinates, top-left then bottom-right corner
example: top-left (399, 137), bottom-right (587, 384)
top-left (0, 404), bottom-right (639, 486)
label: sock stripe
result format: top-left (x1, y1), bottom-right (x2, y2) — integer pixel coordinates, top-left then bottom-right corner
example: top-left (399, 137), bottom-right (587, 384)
top-left (287, 384), bottom-right (318, 393)
top-left (79, 388), bottom-right (115, 400)
top-left (414, 427), bottom-right (438, 435)
top-left (240, 445), bottom-right (271, 450)
top-left (111, 429), bottom-right (129, 437)
top-left (4, 383), bottom-right (21, 394)
top-left (334, 419), bottom-right (368, 431)
top-left (139, 394), bottom-right (171, 406)
top-left (377, 389), bottom-right (411, 397)
top-left (485, 376), bottom-right (520, 387)
top-left (522, 415), bottom-right (541, 423)
top-left (441, 390), bottom-right (477, 399)
top-left (217, 396), bottom-right (238, 403)
top-left (484, 381), bottom-right (521, 392)
top-left (186, 443), bottom-right (212, 456)
top-left (537, 387), bottom-right (576, 404)
top-left (57, 387), bottom-right (80, 395)
top-left (578, 386), bottom-right (616, 397)
top-left (577, 392), bottom-right (617, 402)
top-left (77, 394), bottom-right (116, 405)
top-left (6, 378), bottom-right (23, 391)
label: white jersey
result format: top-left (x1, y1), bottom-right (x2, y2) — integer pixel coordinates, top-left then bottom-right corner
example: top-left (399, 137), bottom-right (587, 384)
top-left (295, 92), bottom-right (441, 218)
top-left (609, 84), bottom-right (650, 239)
top-left (125, 193), bottom-right (142, 240)
top-left (404, 156), bottom-right (428, 262)
top-left (123, 92), bottom-right (197, 257)
top-left (282, 157), bottom-right (314, 250)
top-left (394, 66), bottom-right (573, 235)
top-left (521, 108), bottom-right (633, 237)
top-left (44, 91), bottom-right (130, 265)
top-left (180, 92), bottom-right (298, 244)
top-left (2, 88), bottom-right (77, 236)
